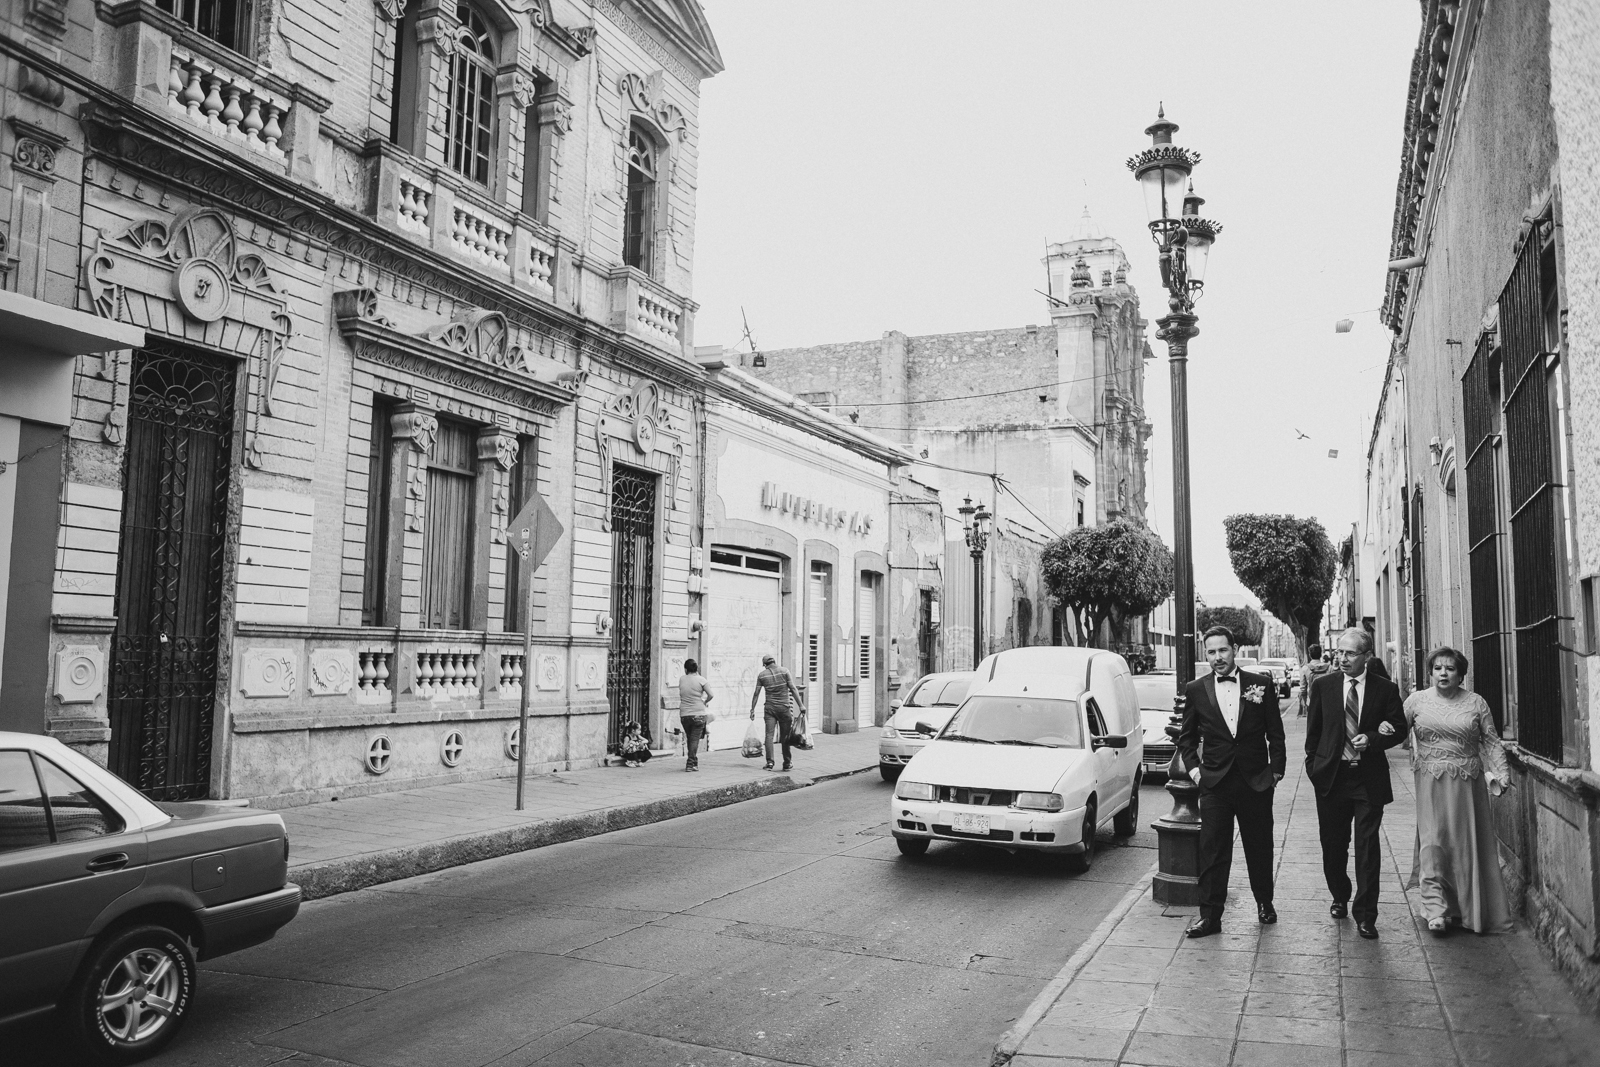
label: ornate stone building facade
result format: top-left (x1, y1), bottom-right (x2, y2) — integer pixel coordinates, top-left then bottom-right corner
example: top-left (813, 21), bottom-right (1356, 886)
top-left (0, 0), bottom-right (722, 803)
top-left (747, 213), bottom-right (1154, 664)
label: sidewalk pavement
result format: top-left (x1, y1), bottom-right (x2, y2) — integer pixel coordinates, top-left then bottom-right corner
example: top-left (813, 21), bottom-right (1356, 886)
top-left (279, 726), bottom-right (881, 900)
top-left (995, 716), bottom-right (1600, 1067)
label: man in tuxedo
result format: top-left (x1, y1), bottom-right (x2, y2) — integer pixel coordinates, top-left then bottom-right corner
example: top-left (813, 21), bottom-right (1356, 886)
top-left (1305, 627), bottom-right (1408, 939)
top-left (1177, 625), bottom-right (1286, 937)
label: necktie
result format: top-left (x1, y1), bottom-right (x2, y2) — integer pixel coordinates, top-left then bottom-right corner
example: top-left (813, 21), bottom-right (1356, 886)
top-left (1343, 681), bottom-right (1361, 761)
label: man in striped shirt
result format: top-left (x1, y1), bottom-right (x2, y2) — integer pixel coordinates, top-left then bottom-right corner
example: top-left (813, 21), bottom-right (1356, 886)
top-left (749, 654), bottom-right (804, 771)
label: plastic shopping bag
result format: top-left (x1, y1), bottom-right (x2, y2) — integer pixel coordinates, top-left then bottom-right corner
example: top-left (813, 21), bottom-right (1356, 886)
top-left (787, 712), bottom-right (815, 750)
top-left (741, 719), bottom-right (765, 758)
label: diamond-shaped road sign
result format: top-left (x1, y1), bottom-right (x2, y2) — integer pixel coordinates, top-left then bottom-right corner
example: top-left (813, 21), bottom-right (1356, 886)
top-left (508, 491), bottom-right (564, 571)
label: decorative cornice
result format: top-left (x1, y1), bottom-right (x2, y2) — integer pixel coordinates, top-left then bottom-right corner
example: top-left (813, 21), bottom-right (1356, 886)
top-left (618, 71), bottom-right (688, 142)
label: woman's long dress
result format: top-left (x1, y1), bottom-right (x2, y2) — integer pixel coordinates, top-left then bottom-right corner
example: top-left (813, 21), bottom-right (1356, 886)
top-left (1403, 687), bottom-right (1512, 933)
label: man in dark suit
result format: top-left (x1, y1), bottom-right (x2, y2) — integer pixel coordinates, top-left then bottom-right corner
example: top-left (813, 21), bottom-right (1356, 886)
top-left (1305, 627), bottom-right (1408, 939)
top-left (1177, 625), bottom-right (1286, 937)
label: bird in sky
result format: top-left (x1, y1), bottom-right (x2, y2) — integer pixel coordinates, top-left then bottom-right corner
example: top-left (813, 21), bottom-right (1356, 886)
top-left (1294, 429), bottom-right (1311, 440)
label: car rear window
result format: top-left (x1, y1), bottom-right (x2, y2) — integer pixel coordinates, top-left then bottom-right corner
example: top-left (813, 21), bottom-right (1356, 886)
top-left (0, 751), bottom-right (51, 853)
top-left (36, 758), bottom-right (124, 841)
top-left (928, 678), bottom-right (971, 706)
top-left (943, 696), bottom-right (1082, 748)
top-left (906, 677), bottom-right (971, 707)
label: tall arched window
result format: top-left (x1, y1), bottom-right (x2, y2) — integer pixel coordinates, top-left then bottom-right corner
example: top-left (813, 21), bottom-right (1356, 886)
top-left (624, 126), bottom-right (658, 272)
top-left (446, 4), bottom-right (496, 185)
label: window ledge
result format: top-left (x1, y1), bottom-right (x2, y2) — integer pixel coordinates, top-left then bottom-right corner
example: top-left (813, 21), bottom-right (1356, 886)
top-left (1504, 741), bottom-right (1600, 799)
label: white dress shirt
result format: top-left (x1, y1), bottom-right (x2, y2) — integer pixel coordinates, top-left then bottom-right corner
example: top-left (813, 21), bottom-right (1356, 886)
top-left (1213, 669), bottom-right (1242, 735)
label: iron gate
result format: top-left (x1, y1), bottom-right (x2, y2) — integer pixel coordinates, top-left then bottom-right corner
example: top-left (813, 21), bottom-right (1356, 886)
top-left (607, 465), bottom-right (656, 751)
top-left (108, 343), bottom-right (236, 800)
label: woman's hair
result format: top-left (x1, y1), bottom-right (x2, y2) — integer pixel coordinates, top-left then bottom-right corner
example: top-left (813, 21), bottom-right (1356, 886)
top-left (683, 658), bottom-right (698, 674)
top-left (1425, 646), bottom-right (1469, 677)
top-left (624, 720), bottom-right (641, 732)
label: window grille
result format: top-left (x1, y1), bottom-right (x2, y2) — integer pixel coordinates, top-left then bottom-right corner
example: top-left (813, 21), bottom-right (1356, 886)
top-left (1500, 220), bottom-right (1564, 760)
top-left (1461, 335), bottom-right (1506, 730)
top-left (1410, 488), bottom-right (1425, 688)
top-left (624, 127), bottom-right (657, 272)
top-left (362, 397), bottom-right (395, 626)
top-left (421, 418), bottom-right (477, 629)
top-left (156, 0), bottom-right (252, 55)
top-left (445, 5), bottom-right (496, 185)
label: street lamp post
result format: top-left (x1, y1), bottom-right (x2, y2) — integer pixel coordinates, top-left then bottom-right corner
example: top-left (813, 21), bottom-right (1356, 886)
top-left (1128, 105), bottom-right (1221, 906)
top-left (959, 496), bottom-right (992, 667)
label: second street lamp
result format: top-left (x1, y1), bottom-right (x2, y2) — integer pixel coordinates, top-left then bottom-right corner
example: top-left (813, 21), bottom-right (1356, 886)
top-left (959, 496), bottom-right (992, 667)
top-left (1128, 105), bottom-right (1221, 906)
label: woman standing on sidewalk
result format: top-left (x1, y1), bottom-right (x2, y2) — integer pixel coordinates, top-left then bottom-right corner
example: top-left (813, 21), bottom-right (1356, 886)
top-left (1398, 646), bottom-right (1512, 935)
top-left (678, 659), bottom-right (714, 772)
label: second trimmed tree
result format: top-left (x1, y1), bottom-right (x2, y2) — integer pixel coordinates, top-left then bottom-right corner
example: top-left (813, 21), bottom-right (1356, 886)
top-left (1042, 519), bottom-right (1174, 649)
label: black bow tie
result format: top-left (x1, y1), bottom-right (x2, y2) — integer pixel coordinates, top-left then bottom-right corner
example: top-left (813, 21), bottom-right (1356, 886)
top-left (1216, 674), bottom-right (1237, 683)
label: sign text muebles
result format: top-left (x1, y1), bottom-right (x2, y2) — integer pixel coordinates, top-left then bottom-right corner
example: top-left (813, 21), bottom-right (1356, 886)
top-left (760, 482), bottom-right (875, 536)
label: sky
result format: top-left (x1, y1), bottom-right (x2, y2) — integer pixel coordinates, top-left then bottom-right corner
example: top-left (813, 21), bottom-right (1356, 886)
top-left (690, 0), bottom-right (1420, 598)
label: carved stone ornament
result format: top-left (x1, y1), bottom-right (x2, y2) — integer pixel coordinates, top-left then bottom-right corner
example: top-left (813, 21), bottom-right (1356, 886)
top-left (240, 648), bottom-right (298, 698)
top-left (617, 72), bottom-right (689, 143)
top-left (574, 653), bottom-right (605, 691)
top-left (595, 379), bottom-right (686, 537)
top-left (373, 0), bottom-right (405, 21)
top-left (53, 646), bottom-right (105, 704)
top-left (534, 652), bottom-right (564, 691)
top-left (512, 72), bottom-right (540, 111)
top-left (395, 409), bottom-right (439, 455)
top-left (494, 433), bottom-right (518, 471)
top-left (307, 648), bottom-right (356, 695)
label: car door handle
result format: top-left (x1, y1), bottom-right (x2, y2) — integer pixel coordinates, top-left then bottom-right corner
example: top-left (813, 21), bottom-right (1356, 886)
top-left (86, 852), bottom-right (129, 873)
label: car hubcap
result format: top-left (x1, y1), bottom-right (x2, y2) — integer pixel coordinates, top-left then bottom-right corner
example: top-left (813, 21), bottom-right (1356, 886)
top-left (100, 947), bottom-right (179, 1043)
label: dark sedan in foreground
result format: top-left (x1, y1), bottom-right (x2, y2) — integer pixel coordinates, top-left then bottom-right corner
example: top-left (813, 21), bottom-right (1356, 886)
top-left (0, 731), bottom-right (299, 1063)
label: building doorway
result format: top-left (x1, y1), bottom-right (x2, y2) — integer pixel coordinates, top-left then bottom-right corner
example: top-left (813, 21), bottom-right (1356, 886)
top-left (606, 465), bottom-right (656, 752)
top-left (704, 548), bottom-right (783, 749)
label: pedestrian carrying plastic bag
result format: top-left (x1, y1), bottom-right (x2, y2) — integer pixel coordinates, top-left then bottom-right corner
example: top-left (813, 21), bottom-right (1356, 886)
top-left (741, 719), bottom-right (765, 758)
top-left (787, 712), bottom-right (815, 750)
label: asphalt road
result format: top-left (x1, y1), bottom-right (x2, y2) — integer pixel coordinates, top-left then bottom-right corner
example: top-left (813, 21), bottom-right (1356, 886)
top-left (10, 771), bottom-right (1164, 1067)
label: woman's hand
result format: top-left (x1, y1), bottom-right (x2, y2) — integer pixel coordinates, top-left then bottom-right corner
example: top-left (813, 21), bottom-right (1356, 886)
top-left (1377, 721), bottom-right (1396, 737)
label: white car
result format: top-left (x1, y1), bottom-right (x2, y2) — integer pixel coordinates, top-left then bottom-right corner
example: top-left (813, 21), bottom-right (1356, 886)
top-left (879, 671), bottom-right (975, 782)
top-left (1132, 670), bottom-right (1179, 779)
top-left (889, 647), bottom-right (1144, 872)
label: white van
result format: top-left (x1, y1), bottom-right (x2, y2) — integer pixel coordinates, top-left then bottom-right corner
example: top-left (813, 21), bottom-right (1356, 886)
top-left (889, 647), bottom-right (1144, 871)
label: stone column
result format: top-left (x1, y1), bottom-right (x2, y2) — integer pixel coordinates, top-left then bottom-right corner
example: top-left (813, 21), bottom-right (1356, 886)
top-left (475, 427), bottom-right (518, 632)
top-left (387, 406), bottom-right (437, 629)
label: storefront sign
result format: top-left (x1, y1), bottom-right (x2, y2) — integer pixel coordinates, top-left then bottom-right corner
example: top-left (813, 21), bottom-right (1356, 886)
top-left (760, 482), bottom-right (874, 536)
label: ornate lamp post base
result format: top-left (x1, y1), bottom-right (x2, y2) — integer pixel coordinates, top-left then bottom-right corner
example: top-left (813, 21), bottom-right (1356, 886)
top-left (1151, 774), bottom-right (1203, 905)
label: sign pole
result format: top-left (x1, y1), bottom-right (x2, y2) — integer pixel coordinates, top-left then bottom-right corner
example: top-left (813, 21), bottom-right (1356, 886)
top-left (514, 505), bottom-right (539, 811)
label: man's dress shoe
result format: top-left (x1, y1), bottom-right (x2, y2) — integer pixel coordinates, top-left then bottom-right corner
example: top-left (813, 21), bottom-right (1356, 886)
top-left (1258, 903), bottom-right (1278, 924)
top-left (1329, 901), bottom-right (1349, 919)
top-left (1356, 920), bottom-right (1379, 940)
top-left (1186, 916), bottom-right (1222, 938)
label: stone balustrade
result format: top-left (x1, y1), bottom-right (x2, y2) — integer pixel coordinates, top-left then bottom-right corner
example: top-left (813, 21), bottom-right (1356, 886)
top-left (635, 288), bottom-right (682, 345)
top-left (450, 202), bottom-right (511, 267)
top-left (357, 650), bottom-right (392, 696)
top-left (497, 653), bottom-right (525, 696)
top-left (608, 267), bottom-right (693, 355)
top-left (413, 648), bottom-right (481, 700)
top-left (396, 172), bottom-right (433, 237)
top-left (168, 47), bottom-right (291, 161)
top-left (527, 234), bottom-right (555, 296)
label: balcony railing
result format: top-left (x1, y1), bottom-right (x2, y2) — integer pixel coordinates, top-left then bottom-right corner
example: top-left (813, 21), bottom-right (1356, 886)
top-left (607, 266), bottom-right (695, 356)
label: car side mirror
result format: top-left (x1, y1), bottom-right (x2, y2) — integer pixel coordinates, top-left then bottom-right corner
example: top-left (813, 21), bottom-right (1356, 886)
top-left (1092, 735), bottom-right (1128, 749)
top-left (890, 699), bottom-right (903, 711)
top-left (914, 721), bottom-right (937, 736)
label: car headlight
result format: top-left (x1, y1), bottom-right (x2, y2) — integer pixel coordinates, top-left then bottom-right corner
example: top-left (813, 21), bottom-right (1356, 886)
top-left (896, 780), bottom-right (935, 801)
top-left (881, 725), bottom-right (899, 739)
top-left (1013, 792), bottom-right (1064, 812)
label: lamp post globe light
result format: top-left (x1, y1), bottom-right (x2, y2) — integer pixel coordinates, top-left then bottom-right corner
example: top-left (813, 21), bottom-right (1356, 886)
top-left (1127, 105), bottom-right (1221, 906)
top-left (959, 496), bottom-right (992, 667)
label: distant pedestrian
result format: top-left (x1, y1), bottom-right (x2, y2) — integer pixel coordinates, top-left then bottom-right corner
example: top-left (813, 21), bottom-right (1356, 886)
top-left (1299, 644), bottom-right (1331, 718)
top-left (1398, 647), bottom-right (1512, 935)
top-left (678, 658), bottom-right (714, 773)
top-left (749, 654), bottom-right (803, 772)
top-left (619, 721), bottom-right (652, 767)
top-left (1305, 628), bottom-right (1408, 939)
top-left (1176, 625), bottom-right (1285, 937)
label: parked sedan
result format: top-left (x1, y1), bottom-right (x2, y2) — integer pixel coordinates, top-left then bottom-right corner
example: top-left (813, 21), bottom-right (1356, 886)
top-left (890, 647), bottom-right (1143, 872)
top-left (879, 671), bottom-right (975, 781)
top-left (1131, 670), bottom-right (1179, 779)
top-left (0, 732), bottom-right (300, 1063)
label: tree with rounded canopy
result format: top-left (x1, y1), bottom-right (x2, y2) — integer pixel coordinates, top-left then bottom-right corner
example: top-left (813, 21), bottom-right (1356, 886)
top-left (1222, 514), bottom-right (1336, 661)
top-left (1198, 605), bottom-right (1264, 648)
top-left (1042, 519), bottom-right (1174, 648)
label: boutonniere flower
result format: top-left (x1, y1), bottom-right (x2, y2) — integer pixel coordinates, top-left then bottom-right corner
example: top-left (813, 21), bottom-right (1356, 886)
top-left (1245, 685), bottom-right (1266, 704)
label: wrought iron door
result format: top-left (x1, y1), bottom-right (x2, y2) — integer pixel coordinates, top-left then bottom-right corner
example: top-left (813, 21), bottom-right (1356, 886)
top-left (607, 465), bottom-right (656, 750)
top-left (108, 343), bottom-right (236, 800)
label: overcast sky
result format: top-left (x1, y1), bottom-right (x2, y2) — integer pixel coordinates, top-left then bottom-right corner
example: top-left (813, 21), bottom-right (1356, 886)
top-left (691, 1), bottom-right (1419, 599)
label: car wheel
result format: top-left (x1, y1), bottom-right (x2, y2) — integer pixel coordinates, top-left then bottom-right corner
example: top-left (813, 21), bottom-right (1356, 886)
top-left (67, 924), bottom-right (196, 1064)
top-left (896, 837), bottom-right (929, 858)
top-left (1113, 784), bottom-right (1140, 837)
top-left (880, 763), bottom-right (903, 783)
top-left (1065, 803), bottom-right (1097, 873)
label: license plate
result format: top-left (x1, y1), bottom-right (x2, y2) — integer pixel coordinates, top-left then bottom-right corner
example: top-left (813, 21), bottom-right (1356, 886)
top-left (952, 811), bottom-right (991, 835)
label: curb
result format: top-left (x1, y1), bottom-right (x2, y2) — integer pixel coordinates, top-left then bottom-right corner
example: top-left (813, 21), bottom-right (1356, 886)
top-left (291, 773), bottom-right (812, 900)
top-left (990, 861), bottom-right (1158, 1066)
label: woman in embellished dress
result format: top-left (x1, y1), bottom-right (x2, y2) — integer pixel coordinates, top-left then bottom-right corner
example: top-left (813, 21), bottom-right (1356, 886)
top-left (1398, 647), bottom-right (1511, 935)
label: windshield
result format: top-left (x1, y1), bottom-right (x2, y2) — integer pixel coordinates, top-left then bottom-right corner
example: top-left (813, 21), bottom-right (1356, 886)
top-left (906, 677), bottom-right (971, 707)
top-left (941, 695), bottom-right (1082, 748)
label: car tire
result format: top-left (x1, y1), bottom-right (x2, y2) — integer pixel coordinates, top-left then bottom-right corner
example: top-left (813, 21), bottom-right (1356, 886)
top-left (896, 837), bottom-right (929, 858)
top-left (1113, 783), bottom-right (1140, 837)
top-left (1064, 803), bottom-right (1097, 873)
top-left (67, 923), bottom-right (197, 1064)
top-left (879, 763), bottom-right (903, 782)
